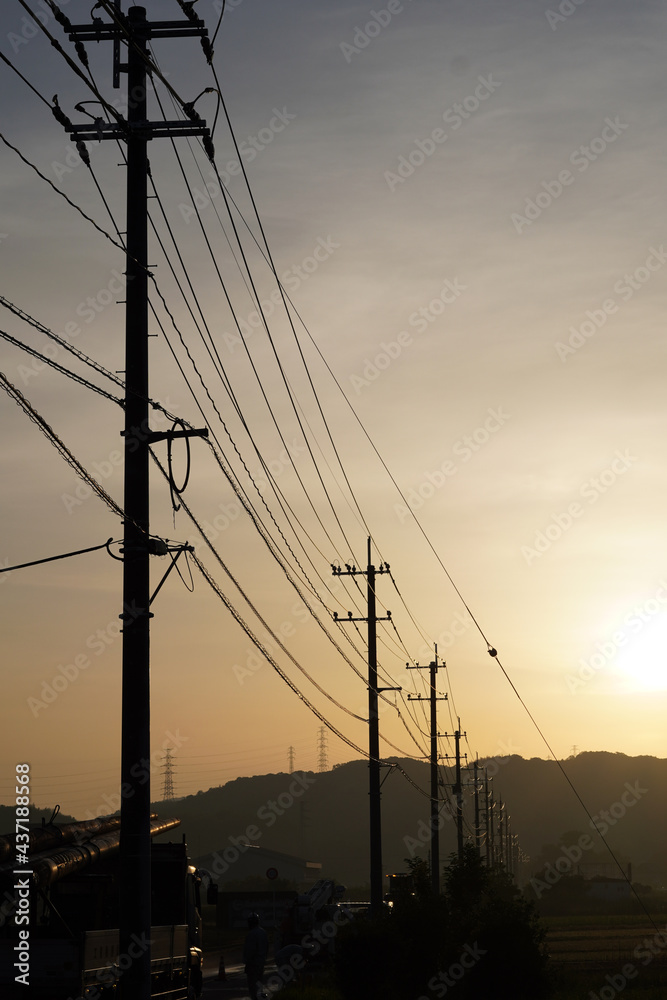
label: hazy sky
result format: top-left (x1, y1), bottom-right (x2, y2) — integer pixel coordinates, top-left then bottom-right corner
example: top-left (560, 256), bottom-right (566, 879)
top-left (2, 0), bottom-right (667, 819)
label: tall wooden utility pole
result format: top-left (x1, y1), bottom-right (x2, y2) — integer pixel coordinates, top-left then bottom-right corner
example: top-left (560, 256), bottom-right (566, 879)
top-left (69, 7), bottom-right (211, 997)
top-left (497, 796), bottom-right (504, 867)
top-left (442, 719), bottom-right (466, 861)
top-left (407, 648), bottom-right (447, 894)
top-left (472, 758), bottom-right (481, 857)
top-left (484, 769), bottom-right (491, 866)
top-left (333, 539), bottom-right (396, 914)
top-left (487, 777), bottom-right (495, 866)
top-left (504, 809), bottom-right (511, 870)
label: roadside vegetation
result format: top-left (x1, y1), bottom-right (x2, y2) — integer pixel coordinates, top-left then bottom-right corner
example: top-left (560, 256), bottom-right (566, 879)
top-left (333, 846), bottom-right (551, 999)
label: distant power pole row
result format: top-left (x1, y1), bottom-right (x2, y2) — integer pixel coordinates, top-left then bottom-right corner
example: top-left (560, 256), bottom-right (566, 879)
top-left (320, 538), bottom-right (521, 902)
top-left (407, 649), bottom-right (447, 894)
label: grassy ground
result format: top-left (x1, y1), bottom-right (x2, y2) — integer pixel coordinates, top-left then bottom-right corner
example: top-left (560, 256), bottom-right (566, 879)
top-left (279, 976), bottom-right (342, 1000)
top-left (202, 907), bottom-right (667, 998)
top-left (546, 912), bottom-right (667, 998)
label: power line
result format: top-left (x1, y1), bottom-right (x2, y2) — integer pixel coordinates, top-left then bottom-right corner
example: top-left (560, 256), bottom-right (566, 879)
top-left (0, 328), bottom-right (124, 405)
top-left (0, 371), bottom-right (128, 527)
top-left (0, 538), bottom-right (117, 575)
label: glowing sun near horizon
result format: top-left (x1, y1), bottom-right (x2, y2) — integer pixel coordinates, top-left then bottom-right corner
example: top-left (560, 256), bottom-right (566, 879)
top-left (614, 614), bottom-right (667, 693)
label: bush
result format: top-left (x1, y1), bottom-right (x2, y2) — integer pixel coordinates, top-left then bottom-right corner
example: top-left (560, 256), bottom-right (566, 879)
top-left (334, 847), bottom-right (552, 1000)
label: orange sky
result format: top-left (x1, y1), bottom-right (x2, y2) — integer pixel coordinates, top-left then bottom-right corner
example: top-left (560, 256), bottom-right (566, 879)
top-left (2, 0), bottom-right (667, 820)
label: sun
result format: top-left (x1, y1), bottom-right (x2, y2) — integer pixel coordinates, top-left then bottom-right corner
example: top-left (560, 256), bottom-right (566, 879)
top-left (614, 614), bottom-right (667, 692)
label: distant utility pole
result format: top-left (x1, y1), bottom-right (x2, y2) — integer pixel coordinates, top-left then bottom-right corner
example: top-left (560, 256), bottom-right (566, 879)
top-left (161, 747), bottom-right (175, 801)
top-left (487, 777), bottom-right (495, 866)
top-left (442, 720), bottom-right (466, 861)
top-left (333, 538), bottom-right (398, 915)
top-left (506, 819), bottom-right (513, 874)
top-left (484, 769), bottom-right (490, 866)
top-left (317, 726), bottom-right (328, 772)
top-left (497, 796), bottom-right (505, 867)
top-left (472, 758), bottom-right (481, 858)
top-left (407, 647), bottom-right (447, 894)
top-left (288, 746), bottom-right (295, 774)
top-left (68, 8), bottom-right (212, 998)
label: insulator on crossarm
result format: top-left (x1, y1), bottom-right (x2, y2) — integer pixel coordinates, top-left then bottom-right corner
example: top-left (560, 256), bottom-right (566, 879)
top-left (75, 141), bottom-right (90, 168)
top-left (203, 135), bottom-right (215, 162)
top-left (51, 95), bottom-right (72, 130)
top-left (201, 37), bottom-right (214, 63)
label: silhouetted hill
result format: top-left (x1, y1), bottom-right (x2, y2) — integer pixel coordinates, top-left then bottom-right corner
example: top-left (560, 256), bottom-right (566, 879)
top-left (148, 752), bottom-right (667, 888)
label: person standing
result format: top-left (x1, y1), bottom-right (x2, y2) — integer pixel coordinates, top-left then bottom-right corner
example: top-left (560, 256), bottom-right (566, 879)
top-left (243, 912), bottom-right (269, 1000)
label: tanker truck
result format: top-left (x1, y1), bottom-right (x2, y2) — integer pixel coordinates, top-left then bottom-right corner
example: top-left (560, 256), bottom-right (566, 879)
top-left (0, 812), bottom-right (204, 999)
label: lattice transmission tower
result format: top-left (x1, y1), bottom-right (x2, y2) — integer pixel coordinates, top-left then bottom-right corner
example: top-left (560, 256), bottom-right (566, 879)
top-left (162, 747), bottom-right (175, 802)
top-left (317, 726), bottom-right (328, 772)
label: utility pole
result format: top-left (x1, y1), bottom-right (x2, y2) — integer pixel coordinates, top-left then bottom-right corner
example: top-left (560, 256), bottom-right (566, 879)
top-left (507, 822), bottom-right (513, 875)
top-left (333, 539), bottom-right (396, 914)
top-left (407, 647), bottom-right (447, 894)
top-left (484, 769), bottom-right (490, 866)
top-left (497, 796), bottom-right (504, 867)
top-left (442, 720), bottom-right (466, 861)
top-left (472, 758), bottom-right (481, 858)
top-left (68, 8), bottom-right (212, 998)
top-left (487, 779), bottom-right (495, 866)
top-left (288, 746), bottom-right (295, 774)
top-left (504, 809), bottom-right (510, 871)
